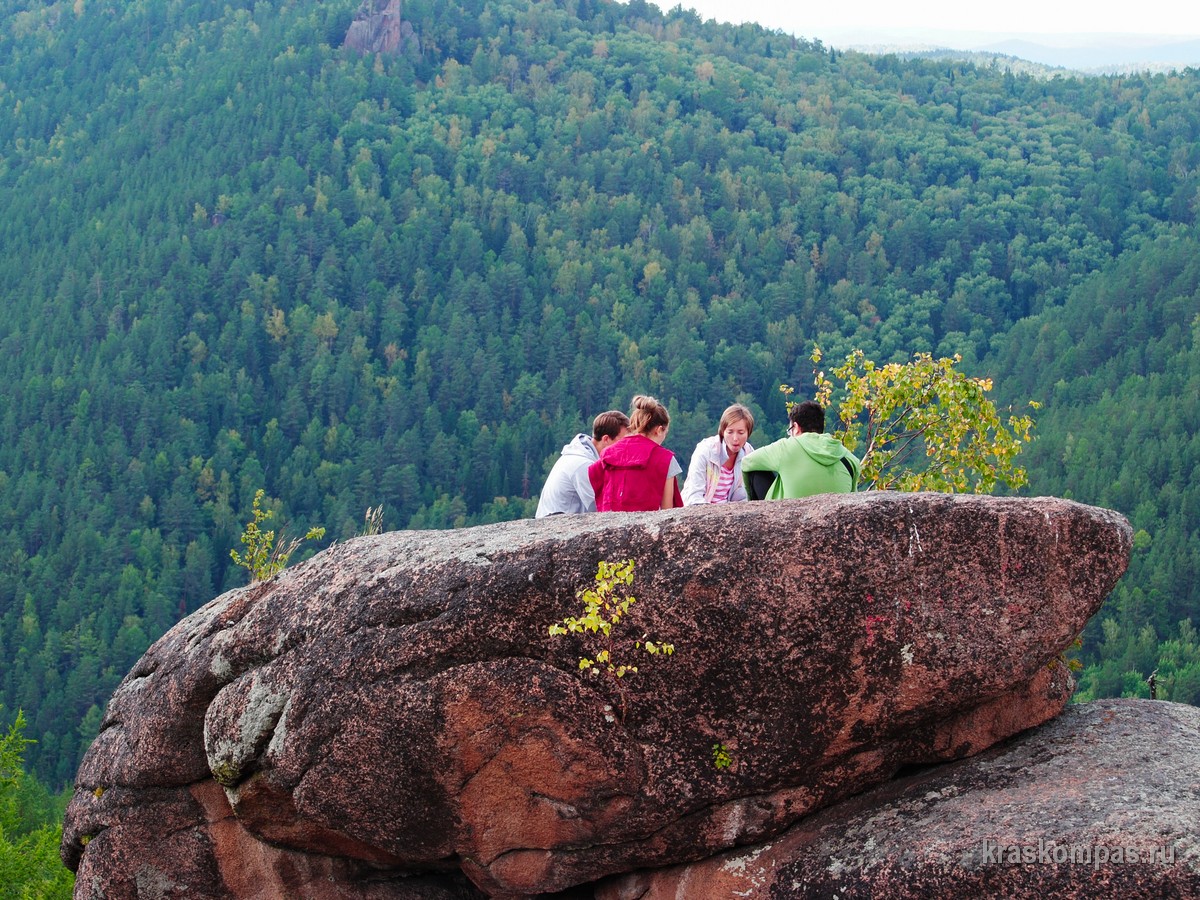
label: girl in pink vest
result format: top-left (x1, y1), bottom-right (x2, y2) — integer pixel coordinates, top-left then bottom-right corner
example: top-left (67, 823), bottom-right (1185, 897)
top-left (588, 395), bottom-right (683, 511)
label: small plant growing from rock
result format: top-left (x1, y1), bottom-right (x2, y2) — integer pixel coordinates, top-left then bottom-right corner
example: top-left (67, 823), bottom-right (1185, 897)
top-left (712, 742), bottom-right (733, 770)
top-left (231, 488), bottom-right (325, 582)
top-left (548, 559), bottom-right (674, 720)
top-left (360, 504), bottom-right (385, 536)
top-left (1052, 635), bottom-right (1084, 674)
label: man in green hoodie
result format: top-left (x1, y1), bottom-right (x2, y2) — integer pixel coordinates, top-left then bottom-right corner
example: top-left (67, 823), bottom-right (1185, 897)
top-left (741, 401), bottom-right (861, 500)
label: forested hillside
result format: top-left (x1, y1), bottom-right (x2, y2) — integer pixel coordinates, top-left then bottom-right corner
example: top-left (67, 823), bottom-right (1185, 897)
top-left (991, 232), bottom-right (1200, 704)
top-left (0, 0), bottom-right (1197, 784)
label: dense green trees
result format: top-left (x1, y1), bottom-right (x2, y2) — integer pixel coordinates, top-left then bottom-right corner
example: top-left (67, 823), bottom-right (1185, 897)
top-left (0, 0), bottom-right (1197, 786)
top-left (989, 228), bottom-right (1200, 702)
top-left (0, 710), bottom-right (73, 896)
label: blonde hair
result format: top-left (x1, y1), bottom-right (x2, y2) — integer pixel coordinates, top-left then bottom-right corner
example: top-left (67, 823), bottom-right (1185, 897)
top-left (718, 404), bottom-right (755, 441)
top-left (628, 395), bottom-right (670, 435)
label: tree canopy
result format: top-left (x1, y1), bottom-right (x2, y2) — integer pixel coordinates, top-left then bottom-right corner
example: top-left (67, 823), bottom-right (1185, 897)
top-left (796, 346), bottom-right (1037, 493)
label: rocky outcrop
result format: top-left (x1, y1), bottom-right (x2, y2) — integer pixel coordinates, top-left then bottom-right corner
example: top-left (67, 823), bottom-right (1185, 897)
top-left (62, 493), bottom-right (1131, 897)
top-left (602, 699), bottom-right (1200, 898)
top-left (343, 0), bottom-right (418, 57)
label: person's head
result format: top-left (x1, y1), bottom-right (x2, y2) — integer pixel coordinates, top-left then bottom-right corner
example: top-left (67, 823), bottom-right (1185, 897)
top-left (788, 400), bottom-right (825, 436)
top-left (718, 404), bottom-right (755, 455)
top-left (629, 394), bottom-right (670, 443)
top-left (592, 410), bottom-right (630, 451)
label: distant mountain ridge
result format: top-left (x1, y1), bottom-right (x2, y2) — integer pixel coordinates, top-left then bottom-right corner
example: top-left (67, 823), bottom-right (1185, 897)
top-left (841, 30), bottom-right (1200, 74)
top-left (979, 37), bottom-right (1200, 72)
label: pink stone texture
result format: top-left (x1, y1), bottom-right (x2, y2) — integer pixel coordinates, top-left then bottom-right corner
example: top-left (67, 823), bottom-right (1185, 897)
top-left (601, 699), bottom-right (1200, 899)
top-left (62, 493), bottom-right (1132, 896)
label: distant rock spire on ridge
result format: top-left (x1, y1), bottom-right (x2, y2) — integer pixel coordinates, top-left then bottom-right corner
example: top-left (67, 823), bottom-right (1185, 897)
top-left (343, 0), bottom-right (419, 57)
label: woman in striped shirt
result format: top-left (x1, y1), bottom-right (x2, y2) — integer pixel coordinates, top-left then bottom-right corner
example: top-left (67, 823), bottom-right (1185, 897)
top-left (681, 404), bottom-right (756, 505)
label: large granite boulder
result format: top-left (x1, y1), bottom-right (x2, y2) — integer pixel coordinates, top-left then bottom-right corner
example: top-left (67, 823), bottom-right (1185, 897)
top-left (62, 493), bottom-right (1131, 897)
top-left (601, 699), bottom-right (1200, 898)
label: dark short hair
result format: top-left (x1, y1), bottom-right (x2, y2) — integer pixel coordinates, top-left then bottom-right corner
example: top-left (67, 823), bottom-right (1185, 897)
top-left (789, 400), bottom-right (825, 434)
top-left (592, 410), bottom-right (630, 441)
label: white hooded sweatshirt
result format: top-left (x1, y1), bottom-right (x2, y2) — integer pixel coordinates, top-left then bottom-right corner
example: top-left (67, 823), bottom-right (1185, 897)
top-left (535, 434), bottom-right (599, 517)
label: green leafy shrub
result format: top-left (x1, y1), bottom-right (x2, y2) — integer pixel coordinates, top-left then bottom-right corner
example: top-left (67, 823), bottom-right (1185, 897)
top-left (230, 489), bottom-right (326, 582)
top-left (548, 559), bottom-right (674, 720)
top-left (784, 346), bottom-right (1038, 493)
top-left (712, 742), bottom-right (733, 770)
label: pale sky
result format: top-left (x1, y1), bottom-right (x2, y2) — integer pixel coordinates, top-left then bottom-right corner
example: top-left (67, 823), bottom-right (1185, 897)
top-left (652, 0), bottom-right (1200, 47)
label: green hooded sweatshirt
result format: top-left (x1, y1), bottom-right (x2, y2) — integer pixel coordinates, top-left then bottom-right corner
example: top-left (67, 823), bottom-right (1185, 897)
top-left (741, 432), bottom-right (861, 500)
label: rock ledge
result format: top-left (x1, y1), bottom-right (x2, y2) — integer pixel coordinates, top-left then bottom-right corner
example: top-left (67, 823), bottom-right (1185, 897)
top-left (63, 493), bottom-right (1132, 896)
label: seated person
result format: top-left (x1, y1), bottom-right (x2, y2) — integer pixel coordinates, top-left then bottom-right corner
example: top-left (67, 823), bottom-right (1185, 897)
top-left (682, 404), bottom-right (755, 505)
top-left (588, 395), bottom-right (682, 511)
top-left (742, 400), bottom-right (860, 500)
top-left (535, 410), bottom-right (630, 517)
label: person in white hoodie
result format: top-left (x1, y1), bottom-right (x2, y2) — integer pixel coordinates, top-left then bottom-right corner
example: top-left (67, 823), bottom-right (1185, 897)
top-left (535, 410), bottom-right (630, 517)
top-left (682, 404), bottom-right (756, 505)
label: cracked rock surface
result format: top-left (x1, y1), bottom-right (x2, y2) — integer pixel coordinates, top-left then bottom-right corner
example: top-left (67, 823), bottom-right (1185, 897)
top-left (600, 699), bottom-right (1200, 899)
top-left (62, 493), bottom-right (1131, 896)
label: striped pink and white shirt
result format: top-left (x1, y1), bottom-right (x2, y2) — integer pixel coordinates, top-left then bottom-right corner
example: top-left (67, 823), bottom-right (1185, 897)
top-left (710, 463), bottom-right (736, 502)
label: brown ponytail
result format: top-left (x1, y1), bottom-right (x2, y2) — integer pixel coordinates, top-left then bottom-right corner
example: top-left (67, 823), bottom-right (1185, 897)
top-left (628, 394), bottom-right (670, 435)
